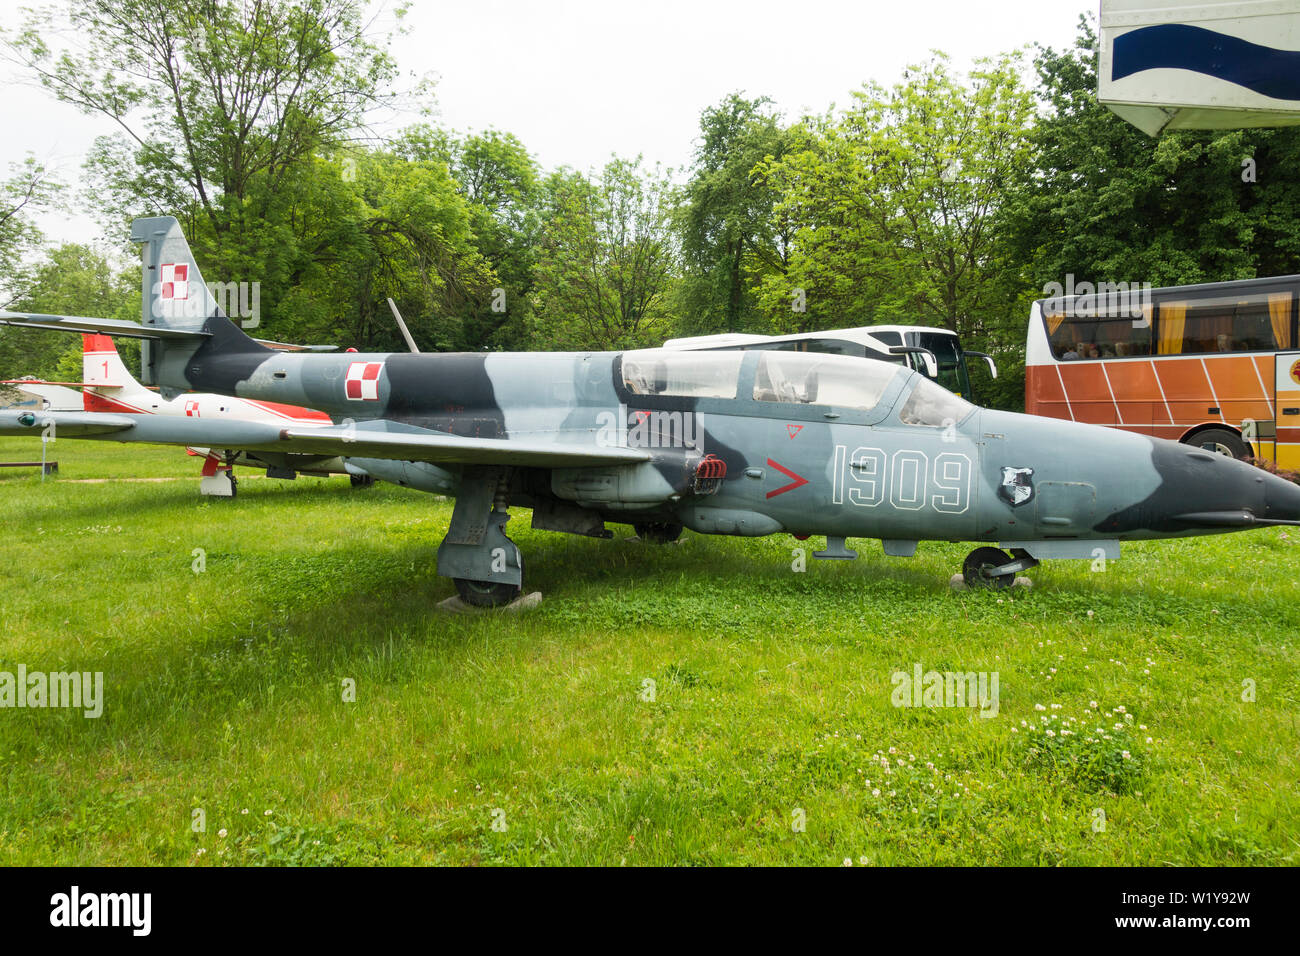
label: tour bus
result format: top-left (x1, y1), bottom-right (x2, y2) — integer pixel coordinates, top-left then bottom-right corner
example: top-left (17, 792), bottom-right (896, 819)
top-left (664, 325), bottom-right (998, 403)
top-left (1025, 275), bottom-right (1300, 467)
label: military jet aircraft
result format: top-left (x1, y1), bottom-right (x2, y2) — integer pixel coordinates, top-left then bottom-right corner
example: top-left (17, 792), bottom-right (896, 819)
top-left (3, 216), bottom-right (1299, 606)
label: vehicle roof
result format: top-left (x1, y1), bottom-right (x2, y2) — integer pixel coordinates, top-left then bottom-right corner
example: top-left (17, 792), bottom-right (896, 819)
top-left (663, 325), bottom-right (958, 350)
top-left (1035, 273), bottom-right (1300, 308)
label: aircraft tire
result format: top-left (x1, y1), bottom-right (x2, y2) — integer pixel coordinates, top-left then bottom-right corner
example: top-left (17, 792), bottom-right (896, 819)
top-left (350, 473), bottom-right (375, 488)
top-left (453, 552), bottom-right (524, 608)
top-left (454, 577), bottom-right (523, 607)
top-left (634, 522), bottom-right (683, 544)
top-left (1184, 427), bottom-right (1249, 460)
top-left (962, 547), bottom-right (1014, 590)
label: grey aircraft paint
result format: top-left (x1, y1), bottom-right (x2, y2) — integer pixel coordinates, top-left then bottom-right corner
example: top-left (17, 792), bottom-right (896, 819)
top-left (3, 215), bottom-right (1299, 605)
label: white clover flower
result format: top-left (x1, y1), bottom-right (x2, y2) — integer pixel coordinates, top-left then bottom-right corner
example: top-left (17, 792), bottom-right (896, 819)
top-left (218, 828), bottom-right (227, 839)
top-left (1035, 704), bottom-right (1046, 711)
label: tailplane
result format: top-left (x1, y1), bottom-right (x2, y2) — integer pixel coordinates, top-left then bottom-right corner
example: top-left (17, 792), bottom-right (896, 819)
top-left (81, 334), bottom-right (155, 412)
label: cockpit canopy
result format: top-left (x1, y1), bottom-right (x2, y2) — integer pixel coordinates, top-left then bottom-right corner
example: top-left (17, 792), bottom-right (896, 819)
top-left (619, 347), bottom-right (972, 425)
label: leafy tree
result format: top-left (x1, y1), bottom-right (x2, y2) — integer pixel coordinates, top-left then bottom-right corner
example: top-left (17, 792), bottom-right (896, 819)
top-left (275, 148), bottom-right (496, 352)
top-left (999, 15), bottom-right (1300, 292)
top-left (531, 159), bottom-right (677, 351)
top-left (758, 53), bottom-right (1034, 347)
top-left (395, 126), bottom-right (544, 350)
top-left (674, 94), bottom-right (791, 336)
top-left (4, 0), bottom-right (410, 338)
top-left (0, 243), bottom-right (137, 381)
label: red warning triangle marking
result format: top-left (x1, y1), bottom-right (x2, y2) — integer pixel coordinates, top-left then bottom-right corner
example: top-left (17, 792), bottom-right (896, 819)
top-left (765, 457), bottom-right (809, 498)
top-left (786, 423), bottom-right (802, 438)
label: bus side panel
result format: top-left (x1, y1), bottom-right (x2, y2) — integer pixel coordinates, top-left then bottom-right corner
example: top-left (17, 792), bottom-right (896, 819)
top-left (1203, 354), bottom-right (1275, 434)
top-left (1102, 360), bottom-right (1163, 431)
top-left (1024, 364), bottom-right (1070, 420)
top-left (1278, 353), bottom-right (1300, 471)
top-left (1057, 363), bottom-right (1119, 425)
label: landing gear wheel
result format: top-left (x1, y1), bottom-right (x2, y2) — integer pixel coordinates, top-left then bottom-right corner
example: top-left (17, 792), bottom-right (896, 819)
top-left (350, 473), bottom-right (375, 488)
top-left (634, 522), bottom-right (683, 544)
top-left (452, 552), bottom-right (524, 608)
top-left (963, 547), bottom-right (1015, 590)
top-left (1185, 427), bottom-right (1250, 460)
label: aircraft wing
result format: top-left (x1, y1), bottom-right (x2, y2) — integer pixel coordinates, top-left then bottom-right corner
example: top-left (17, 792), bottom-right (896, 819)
top-left (0, 411), bottom-right (651, 468)
top-left (0, 411), bottom-right (137, 436)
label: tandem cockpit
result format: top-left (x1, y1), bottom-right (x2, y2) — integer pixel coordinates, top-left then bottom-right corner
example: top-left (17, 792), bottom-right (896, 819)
top-left (617, 348), bottom-right (975, 428)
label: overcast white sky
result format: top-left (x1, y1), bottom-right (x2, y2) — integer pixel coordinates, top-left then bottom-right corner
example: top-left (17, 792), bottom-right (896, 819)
top-left (0, 0), bottom-right (1093, 250)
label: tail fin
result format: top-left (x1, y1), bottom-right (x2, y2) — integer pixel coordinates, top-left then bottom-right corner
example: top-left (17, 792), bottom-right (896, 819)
top-left (82, 334), bottom-right (130, 388)
top-left (81, 334), bottom-right (155, 412)
top-left (129, 216), bottom-right (269, 387)
top-left (132, 216), bottom-right (227, 333)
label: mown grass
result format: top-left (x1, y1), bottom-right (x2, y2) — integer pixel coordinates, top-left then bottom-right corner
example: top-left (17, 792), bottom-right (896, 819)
top-left (0, 436), bottom-right (1296, 865)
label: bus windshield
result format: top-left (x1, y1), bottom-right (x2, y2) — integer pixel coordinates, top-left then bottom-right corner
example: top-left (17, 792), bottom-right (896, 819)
top-left (908, 331), bottom-right (971, 398)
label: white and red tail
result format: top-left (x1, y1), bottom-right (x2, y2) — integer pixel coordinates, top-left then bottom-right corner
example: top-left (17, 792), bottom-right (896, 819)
top-left (81, 334), bottom-right (156, 413)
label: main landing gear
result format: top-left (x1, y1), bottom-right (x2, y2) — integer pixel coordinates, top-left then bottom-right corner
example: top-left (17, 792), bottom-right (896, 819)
top-left (961, 547), bottom-right (1038, 590)
top-left (633, 521), bottom-right (683, 544)
top-left (436, 467), bottom-right (524, 608)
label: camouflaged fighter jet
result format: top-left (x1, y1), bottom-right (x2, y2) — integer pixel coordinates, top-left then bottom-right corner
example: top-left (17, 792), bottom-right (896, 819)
top-left (3, 215), bottom-right (1300, 606)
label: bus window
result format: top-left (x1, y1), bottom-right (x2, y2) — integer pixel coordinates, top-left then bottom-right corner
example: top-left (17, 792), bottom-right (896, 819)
top-left (1045, 305), bottom-right (1152, 360)
top-left (753, 351), bottom-right (898, 410)
top-left (909, 330), bottom-right (970, 396)
top-left (1157, 291), bottom-right (1292, 354)
top-left (621, 349), bottom-right (745, 399)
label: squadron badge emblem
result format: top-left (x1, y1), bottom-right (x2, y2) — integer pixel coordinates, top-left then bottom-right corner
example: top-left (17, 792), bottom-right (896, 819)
top-left (999, 466), bottom-right (1035, 507)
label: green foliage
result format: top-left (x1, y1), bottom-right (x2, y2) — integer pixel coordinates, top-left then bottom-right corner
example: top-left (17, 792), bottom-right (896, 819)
top-left (756, 53), bottom-right (1034, 345)
top-left (998, 15), bottom-right (1300, 292)
top-left (673, 94), bottom-right (791, 336)
top-left (531, 158), bottom-right (677, 351)
top-left (0, 243), bottom-right (137, 381)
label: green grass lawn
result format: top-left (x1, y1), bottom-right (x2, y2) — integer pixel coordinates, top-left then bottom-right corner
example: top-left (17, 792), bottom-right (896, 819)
top-left (0, 435), bottom-right (1296, 865)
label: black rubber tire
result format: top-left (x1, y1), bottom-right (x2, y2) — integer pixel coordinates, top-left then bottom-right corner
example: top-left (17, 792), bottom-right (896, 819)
top-left (350, 473), bottom-right (375, 488)
top-left (634, 522), bottom-right (683, 544)
top-left (453, 549), bottom-right (523, 608)
top-left (963, 547), bottom-right (1014, 590)
top-left (1184, 427), bottom-right (1250, 460)
top-left (454, 577), bottom-right (522, 607)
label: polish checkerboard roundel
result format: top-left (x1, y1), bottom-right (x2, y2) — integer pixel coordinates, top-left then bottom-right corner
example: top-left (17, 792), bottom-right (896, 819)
top-left (346, 362), bottom-right (384, 400)
top-left (159, 263), bottom-right (189, 300)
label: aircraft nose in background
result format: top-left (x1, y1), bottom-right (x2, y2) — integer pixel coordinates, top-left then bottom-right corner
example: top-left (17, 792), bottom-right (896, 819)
top-left (1262, 467), bottom-right (1300, 524)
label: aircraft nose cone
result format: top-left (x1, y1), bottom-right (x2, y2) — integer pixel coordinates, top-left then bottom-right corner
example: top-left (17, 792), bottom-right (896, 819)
top-left (1262, 469), bottom-right (1300, 523)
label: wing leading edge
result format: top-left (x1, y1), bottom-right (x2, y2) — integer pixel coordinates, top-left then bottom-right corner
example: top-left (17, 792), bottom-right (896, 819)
top-left (0, 411), bottom-right (650, 469)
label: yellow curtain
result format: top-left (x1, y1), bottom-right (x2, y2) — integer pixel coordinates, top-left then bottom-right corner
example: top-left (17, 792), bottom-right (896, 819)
top-left (1045, 311), bottom-right (1065, 335)
top-left (1159, 302), bottom-right (1186, 355)
top-left (1268, 292), bottom-right (1292, 349)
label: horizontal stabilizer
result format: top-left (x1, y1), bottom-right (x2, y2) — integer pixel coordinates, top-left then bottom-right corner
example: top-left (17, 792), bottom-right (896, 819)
top-left (0, 311), bottom-right (210, 341)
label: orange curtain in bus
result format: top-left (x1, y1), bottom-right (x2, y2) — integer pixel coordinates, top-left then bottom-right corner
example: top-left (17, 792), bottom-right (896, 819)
top-left (1158, 302), bottom-right (1186, 354)
top-left (1269, 292), bottom-right (1292, 349)
top-left (1045, 311), bottom-right (1065, 335)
